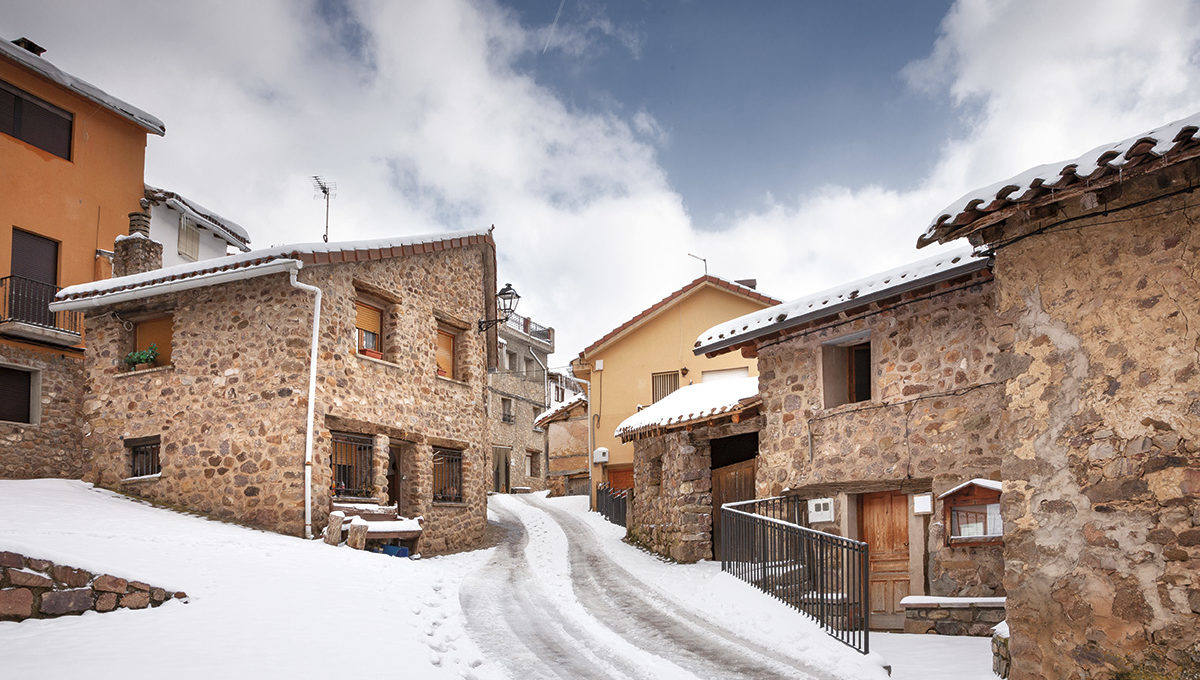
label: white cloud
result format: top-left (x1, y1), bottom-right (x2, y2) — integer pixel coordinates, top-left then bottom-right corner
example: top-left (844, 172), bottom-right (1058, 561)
top-left (2, 0), bottom-right (1199, 366)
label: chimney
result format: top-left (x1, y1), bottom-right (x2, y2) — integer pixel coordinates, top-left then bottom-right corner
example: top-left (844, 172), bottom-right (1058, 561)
top-left (735, 278), bottom-right (757, 290)
top-left (12, 37), bottom-right (47, 56)
top-left (112, 211), bottom-right (163, 277)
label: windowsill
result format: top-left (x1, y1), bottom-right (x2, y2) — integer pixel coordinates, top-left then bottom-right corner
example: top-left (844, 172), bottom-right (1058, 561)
top-left (817, 399), bottom-right (876, 416)
top-left (436, 375), bottom-right (470, 388)
top-left (333, 495), bottom-right (378, 503)
top-left (948, 536), bottom-right (1003, 547)
top-left (121, 472), bottom-right (162, 484)
top-left (0, 419), bottom-right (37, 428)
top-left (432, 500), bottom-right (469, 508)
top-left (118, 365), bottom-right (174, 379)
top-left (356, 353), bottom-right (403, 370)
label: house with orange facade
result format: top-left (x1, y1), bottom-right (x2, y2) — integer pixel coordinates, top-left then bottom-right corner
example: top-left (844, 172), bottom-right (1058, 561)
top-left (0, 37), bottom-right (165, 480)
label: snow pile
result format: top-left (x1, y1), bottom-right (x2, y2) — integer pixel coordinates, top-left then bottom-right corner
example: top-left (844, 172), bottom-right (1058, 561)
top-left (899, 596), bottom-right (1006, 607)
top-left (923, 111), bottom-right (1200, 239)
top-left (615, 375), bottom-right (758, 439)
top-left (364, 517), bottom-right (423, 534)
top-left (145, 184), bottom-right (252, 250)
top-left (937, 478), bottom-right (1002, 499)
top-left (694, 246), bottom-right (984, 354)
top-left (534, 391), bottom-right (586, 427)
top-left (992, 621), bottom-right (1009, 639)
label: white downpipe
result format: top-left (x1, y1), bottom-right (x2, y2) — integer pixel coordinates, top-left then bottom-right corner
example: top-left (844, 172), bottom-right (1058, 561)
top-left (288, 269), bottom-right (322, 539)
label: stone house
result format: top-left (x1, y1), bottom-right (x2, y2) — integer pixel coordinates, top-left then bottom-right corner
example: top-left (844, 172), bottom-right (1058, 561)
top-left (51, 219), bottom-right (499, 555)
top-left (535, 392), bottom-right (590, 496)
top-left (918, 114), bottom-right (1200, 679)
top-left (487, 311), bottom-right (555, 493)
top-left (143, 184), bottom-right (252, 267)
top-left (630, 247), bottom-right (1006, 634)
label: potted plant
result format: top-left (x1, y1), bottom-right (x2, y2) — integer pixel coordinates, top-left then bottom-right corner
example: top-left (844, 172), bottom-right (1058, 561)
top-left (124, 344), bottom-right (159, 371)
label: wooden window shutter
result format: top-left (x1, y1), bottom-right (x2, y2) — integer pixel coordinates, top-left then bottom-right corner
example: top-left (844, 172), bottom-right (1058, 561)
top-left (436, 329), bottom-right (455, 378)
top-left (135, 316), bottom-right (174, 366)
top-left (178, 219), bottom-right (200, 260)
top-left (355, 302), bottom-right (382, 335)
top-left (11, 228), bottom-right (58, 285)
top-left (0, 366), bottom-right (32, 423)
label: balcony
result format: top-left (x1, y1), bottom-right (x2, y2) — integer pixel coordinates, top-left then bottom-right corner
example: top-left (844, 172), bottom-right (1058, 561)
top-left (0, 276), bottom-right (82, 346)
top-left (504, 311), bottom-right (554, 348)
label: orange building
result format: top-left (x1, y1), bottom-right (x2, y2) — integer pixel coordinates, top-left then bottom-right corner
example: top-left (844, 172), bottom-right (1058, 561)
top-left (0, 36), bottom-right (164, 478)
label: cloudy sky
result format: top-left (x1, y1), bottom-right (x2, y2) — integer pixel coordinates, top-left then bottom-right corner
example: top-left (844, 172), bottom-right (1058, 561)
top-left (5, 0), bottom-right (1200, 367)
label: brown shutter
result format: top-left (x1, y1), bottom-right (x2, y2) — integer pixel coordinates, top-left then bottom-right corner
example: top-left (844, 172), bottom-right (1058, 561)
top-left (0, 366), bottom-right (32, 423)
top-left (135, 316), bottom-right (174, 366)
top-left (355, 302), bottom-right (382, 335)
top-left (11, 228), bottom-right (58, 285)
top-left (436, 329), bottom-right (455, 377)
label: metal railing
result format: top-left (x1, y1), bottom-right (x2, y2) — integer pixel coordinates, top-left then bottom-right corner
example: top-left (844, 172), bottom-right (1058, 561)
top-left (504, 311), bottom-right (554, 346)
top-left (721, 496), bottom-right (870, 654)
top-left (433, 448), bottom-right (463, 502)
top-left (331, 432), bottom-right (373, 498)
top-left (595, 483), bottom-right (628, 527)
top-left (0, 276), bottom-right (81, 335)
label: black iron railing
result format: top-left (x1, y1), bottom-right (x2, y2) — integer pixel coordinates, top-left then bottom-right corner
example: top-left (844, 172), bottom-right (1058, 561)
top-left (331, 432), bottom-right (373, 498)
top-left (0, 276), bottom-right (81, 335)
top-left (504, 311), bottom-right (553, 346)
top-left (595, 483), bottom-right (628, 527)
top-left (433, 448), bottom-right (463, 502)
top-left (721, 496), bottom-right (870, 654)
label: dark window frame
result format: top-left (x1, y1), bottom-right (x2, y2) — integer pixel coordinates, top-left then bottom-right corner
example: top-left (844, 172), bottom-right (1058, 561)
top-left (0, 78), bottom-right (73, 160)
top-left (432, 447), bottom-right (463, 503)
top-left (125, 435), bottom-right (162, 478)
top-left (0, 365), bottom-right (35, 424)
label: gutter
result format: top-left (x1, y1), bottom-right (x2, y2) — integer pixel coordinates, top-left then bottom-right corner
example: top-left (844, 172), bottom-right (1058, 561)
top-left (287, 270), bottom-right (322, 540)
top-left (693, 257), bottom-right (990, 357)
top-left (50, 260), bottom-right (301, 311)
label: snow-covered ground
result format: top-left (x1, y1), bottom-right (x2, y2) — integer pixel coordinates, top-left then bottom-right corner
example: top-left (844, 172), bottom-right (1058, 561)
top-left (0, 481), bottom-right (995, 679)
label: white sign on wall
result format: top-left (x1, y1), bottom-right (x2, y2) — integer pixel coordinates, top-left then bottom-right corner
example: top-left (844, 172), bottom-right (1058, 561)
top-left (807, 497), bottom-right (835, 523)
top-left (913, 492), bottom-right (933, 515)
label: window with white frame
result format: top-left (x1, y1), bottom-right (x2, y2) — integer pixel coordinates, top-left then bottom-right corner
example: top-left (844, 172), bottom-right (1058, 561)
top-left (178, 218), bottom-right (200, 261)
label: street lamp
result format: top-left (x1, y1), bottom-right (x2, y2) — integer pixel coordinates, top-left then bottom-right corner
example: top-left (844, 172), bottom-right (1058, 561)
top-left (478, 282), bottom-right (520, 332)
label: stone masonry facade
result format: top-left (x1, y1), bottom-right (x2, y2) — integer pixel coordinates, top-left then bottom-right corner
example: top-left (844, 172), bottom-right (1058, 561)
top-left (754, 271), bottom-right (1008, 597)
top-left (976, 159), bottom-right (1200, 679)
top-left (0, 340), bottom-right (84, 479)
top-left (486, 321), bottom-right (552, 493)
top-left (545, 399), bottom-right (589, 496)
top-left (81, 238), bottom-right (495, 555)
top-left (0, 550), bottom-right (185, 621)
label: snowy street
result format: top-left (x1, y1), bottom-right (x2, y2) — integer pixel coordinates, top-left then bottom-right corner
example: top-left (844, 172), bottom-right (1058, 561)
top-left (0, 481), bottom-right (993, 679)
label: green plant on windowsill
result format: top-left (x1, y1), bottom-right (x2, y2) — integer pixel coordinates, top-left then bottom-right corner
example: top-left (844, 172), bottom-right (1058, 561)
top-left (124, 344), bottom-right (160, 371)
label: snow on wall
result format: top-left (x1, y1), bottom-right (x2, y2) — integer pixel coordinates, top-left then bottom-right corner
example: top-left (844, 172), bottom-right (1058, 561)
top-left (937, 478), bottom-right (1002, 499)
top-left (694, 246), bottom-right (984, 354)
top-left (148, 202), bottom-right (237, 268)
top-left (535, 392), bottom-right (586, 427)
top-left (615, 375), bottom-right (758, 438)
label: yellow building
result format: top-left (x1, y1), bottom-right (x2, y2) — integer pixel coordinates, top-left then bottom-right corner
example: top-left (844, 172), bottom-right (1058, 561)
top-left (571, 275), bottom-right (778, 497)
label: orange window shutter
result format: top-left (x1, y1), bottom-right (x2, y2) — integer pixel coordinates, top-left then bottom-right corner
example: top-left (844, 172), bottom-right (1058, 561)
top-left (356, 302), bottom-right (382, 335)
top-left (135, 316), bottom-right (174, 365)
top-left (436, 330), bottom-right (455, 377)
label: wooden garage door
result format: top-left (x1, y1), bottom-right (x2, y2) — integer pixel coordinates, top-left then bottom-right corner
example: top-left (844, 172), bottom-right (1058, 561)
top-left (860, 490), bottom-right (910, 630)
top-left (607, 467), bottom-right (633, 490)
top-left (711, 458), bottom-right (756, 560)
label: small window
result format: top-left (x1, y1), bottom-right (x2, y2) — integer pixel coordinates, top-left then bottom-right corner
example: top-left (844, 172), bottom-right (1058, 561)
top-left (0, 79), bottom-right (73, 160)
top-left (126, 436), bottom-right (161, 478)
top-left (133, 315), bottom-right (173, 367)
top-left (356, 301), bottom-right (383, 357)
top-left (0, 365), bottom-right (34, 423)
top-left (950, 503), bottom-right (1002, 539)
top-left (651, 371), bottom-right (679, 403)
top-left (526, 451), bottom-right (540, 477)
top-left (821, 337), bottom-right (871, 408)
top-left (330, 431), bottom-right (372, 498)
top-left (506, 350), bottom-right (518, 371)
top-left (433, 448), bottom-right (462, 503)
top-left (178, 219), bottom-right (200, 261)
top-left (436, 325), bottom-right (457, 378)
top-left (501, 397), bottom-right (514, 423)
top-left (848, 342), bottom-right (871, 403)
top-left (554, 384), bottom-right (565, 401)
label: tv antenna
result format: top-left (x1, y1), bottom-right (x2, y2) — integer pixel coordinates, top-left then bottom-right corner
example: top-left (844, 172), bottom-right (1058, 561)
top-left (312, 176), bottom-right (336, 242)
top-left (688, 253), bottom-right (708, 276)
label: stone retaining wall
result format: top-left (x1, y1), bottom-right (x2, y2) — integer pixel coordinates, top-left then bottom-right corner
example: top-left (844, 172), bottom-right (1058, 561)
top-left (0, 550), bottom-right (185, 621)
top-left (902, 599), bottom-right (1005, 636)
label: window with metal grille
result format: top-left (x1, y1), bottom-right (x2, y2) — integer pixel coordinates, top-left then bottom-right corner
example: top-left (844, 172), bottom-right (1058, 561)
top-left (126, 436), bottom-right (161, 478)
top-left (0, 366), bottom-right (34, 423)
top-left (330, 431), bottom-right (373, 498)
top-left (501, 397), bottom-right (514, 423)
top-left (0, 78), bottom-right (73, 160)
top-left (651, 371), bottom-right (679, 403)
top-left (433, 448), bottom-right (462, 503)
top-left (178, 219), bottom-right (200, 261)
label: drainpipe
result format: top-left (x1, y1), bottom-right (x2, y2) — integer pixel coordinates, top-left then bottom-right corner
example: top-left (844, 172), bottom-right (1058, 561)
top-left (288, 269), bottom-right (322, 539)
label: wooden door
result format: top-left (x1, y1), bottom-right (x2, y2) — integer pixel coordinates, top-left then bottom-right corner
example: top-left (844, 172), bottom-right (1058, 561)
top-left (386, 443), bottom-right (402, 506)
top-left (607, 467), bottom-right (633, 490)
top-left (492, 448), bottom-right (509, 493)
top-left (859, 490), bottom-right (910, 630)
top-left (711, 458), bottom-right (756, 561)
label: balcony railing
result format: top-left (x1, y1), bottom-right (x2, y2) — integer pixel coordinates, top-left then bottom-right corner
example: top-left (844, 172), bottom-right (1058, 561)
top-left (504, 311), bottom-right (553, 346)
top-left (0, 276), bottom-right (82, 341)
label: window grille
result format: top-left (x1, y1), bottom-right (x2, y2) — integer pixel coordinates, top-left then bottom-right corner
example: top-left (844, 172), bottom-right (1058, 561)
top-left (433, 448), bottom-right (463, 503)
top-left (126, 437), bottom-right (161, 478)
top-left (331, 432), bottom-right (373, 498)
top-left (651, 371), bottom-right (679, 403)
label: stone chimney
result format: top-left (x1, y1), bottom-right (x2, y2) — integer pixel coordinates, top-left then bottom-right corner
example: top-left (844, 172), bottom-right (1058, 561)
top-left (735, 278), bottom-right (757, 290)
top-left (12, 37), bottom-right (47, 56)
top-left (112, 211), bottom-right (163, 278)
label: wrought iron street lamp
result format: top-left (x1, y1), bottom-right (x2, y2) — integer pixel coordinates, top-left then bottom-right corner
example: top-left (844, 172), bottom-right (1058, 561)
top-left (478, 282), bottom-right (520, 332)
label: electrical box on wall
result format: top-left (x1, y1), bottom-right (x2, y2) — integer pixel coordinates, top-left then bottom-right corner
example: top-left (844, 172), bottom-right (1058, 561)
top-left (913, 492), bottom-right (933, 515)
top-left (592, 447), bottom-right (609, 463)
top-left (807, 497), bottom-right (835, 523)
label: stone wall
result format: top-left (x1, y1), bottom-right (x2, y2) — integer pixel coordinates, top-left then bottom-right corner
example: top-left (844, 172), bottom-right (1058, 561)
top-left (486, 324), bottom-right (551, 493)
top-left (0, 340), bottom-right (84, 479)
top-left (629, 416), bottom-right (762, 563)
top-left (902, 598), bottom-right (1006, 636)
top-left (754, 274), bottom-right (1008, 597)
top-left (0, 550), bottom-right (185, 620)
top-left (546, 402), bottom-right (588, 496)
top-left (982, 160), bottom-right (1200, 679)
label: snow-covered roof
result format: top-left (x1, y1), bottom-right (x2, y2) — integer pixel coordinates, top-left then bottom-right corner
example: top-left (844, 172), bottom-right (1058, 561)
top-left (615, 376), bottom-right (759, 440)
top-left (535, 392), bottom-right (587, 427)
top-left (0, 38), bottom-right (165, 136)
top-left (694, 246), bottom-right (987, 357)
top-left (919, 112), bottom-right (1200, 248)
top-left (145, 185), bottom-right (251, 250)
top-left (937, 478), bottom-right (1002, 499)
top-left (52, 228), bottom-right (493, 309)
